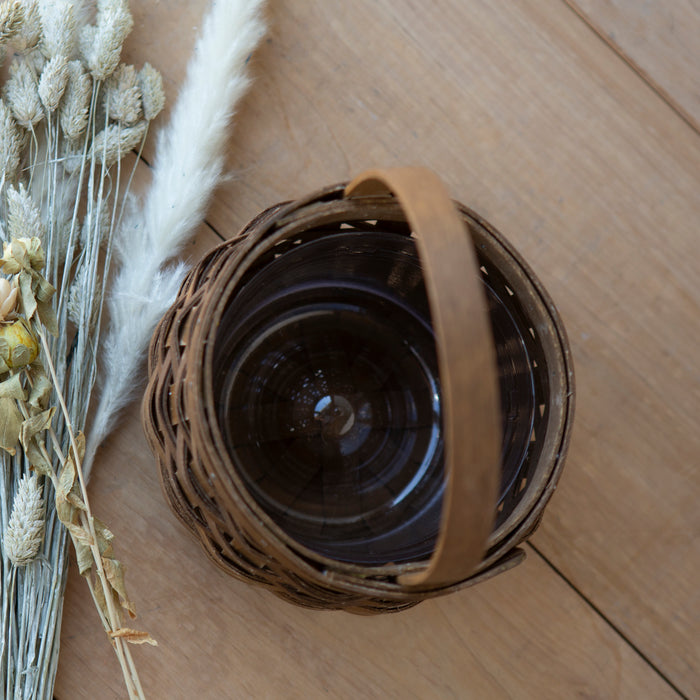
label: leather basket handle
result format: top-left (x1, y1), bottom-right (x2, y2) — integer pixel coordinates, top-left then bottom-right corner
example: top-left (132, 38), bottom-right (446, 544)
top-left (345, 168), bottom-right (501, 588)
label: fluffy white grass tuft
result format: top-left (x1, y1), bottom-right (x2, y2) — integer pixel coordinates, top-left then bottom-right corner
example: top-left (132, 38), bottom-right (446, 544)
top-left (85, 0), bottom-right (267, 476)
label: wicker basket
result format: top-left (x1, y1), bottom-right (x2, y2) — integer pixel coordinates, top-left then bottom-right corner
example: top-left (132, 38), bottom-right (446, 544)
top-left (142, 168), bottom-right (574, 614)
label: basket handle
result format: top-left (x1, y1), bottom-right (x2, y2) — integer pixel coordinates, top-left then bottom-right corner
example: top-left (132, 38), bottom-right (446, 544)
top-left (345, 167), bottom-right (501, 588)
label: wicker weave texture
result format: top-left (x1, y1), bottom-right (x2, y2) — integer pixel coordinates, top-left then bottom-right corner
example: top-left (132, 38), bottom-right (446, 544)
top-left (142, 180), bottom-right (574, 613)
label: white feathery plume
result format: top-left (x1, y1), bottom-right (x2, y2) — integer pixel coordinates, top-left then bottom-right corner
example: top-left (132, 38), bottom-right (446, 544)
top-left (84, 0), bottom-right (267, 476)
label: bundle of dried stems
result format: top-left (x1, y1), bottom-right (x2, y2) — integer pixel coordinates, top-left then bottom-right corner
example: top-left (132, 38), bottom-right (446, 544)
top-left (0, 0), bottom-right (266, 697)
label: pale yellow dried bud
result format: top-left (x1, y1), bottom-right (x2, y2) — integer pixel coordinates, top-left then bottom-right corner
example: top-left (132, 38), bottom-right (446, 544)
top-left (80, 3), bottom-right (133, 82)
top-left (105, 63), bottom-right (141, 125)
top-left (38, 0), bottom-right (77, 59)
top-left (5, 474), bottom-right (45, 567)
top-left (90, 121), bottom-right (146, 166)
top-left (6, 183), bottom-right (45, 240)
top-left (0, 98), bottom-right (22, 180)
top-left (0, 0), bottom-right (23, 44)
top-left (38, 54), bottom-right (69, 113)
top-left (0, 277), bottom-right (18, 321)
top-left (60, 60), bottom-right (91, 140)
top-left (4, 60), bottom-right (43, 128)
top-left (139, 62), bottom-right (164, 122)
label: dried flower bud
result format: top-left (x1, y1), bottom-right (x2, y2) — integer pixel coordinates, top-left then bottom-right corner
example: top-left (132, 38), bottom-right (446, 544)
top-left (139, 62), bottom-right (164, 122)
top-left (0, 318), bottom-right (39, 368)
top-left (0, 277), bottom-right (18, 321)
top-left (60, 60), bottom-right (92, 140)
top-left (0, 98), bottom-right (22, 180)
top-left (6, 183), bottom-right (45, 240)
top-left (5, 60), bottom-right (43, 128)
top-left (38, 0), bottom-right (77, 59)
top-left (5, 474), bottom-right (45, 567)
top-left (0, 0), bottom-right (23, 44)
top-left (105, 63), bottom-right (141, 125)
top-left (39, 54), bottom-right (69, 113)
top-left (1, 237), bottom-right (45, 275)
top-left (91, 121), bottom-right (146, 166)
top-left (81, 3), bottom-right (133, 82)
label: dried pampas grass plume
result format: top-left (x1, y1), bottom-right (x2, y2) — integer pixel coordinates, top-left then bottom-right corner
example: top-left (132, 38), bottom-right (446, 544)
top-left (4, 473), bottom-right (45, 567)
top-left (85, 0), bottom-right (267, 476)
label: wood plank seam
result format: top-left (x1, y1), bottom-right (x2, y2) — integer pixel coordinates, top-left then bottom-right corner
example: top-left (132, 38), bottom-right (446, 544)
top-left (527, 543), bottom-right (690, 700)
top-left (560, 0), bottom-right (700, 137)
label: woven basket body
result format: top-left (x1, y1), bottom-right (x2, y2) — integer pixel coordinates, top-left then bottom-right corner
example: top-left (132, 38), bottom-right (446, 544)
top-left (142, 169), bottom-right (574, 613)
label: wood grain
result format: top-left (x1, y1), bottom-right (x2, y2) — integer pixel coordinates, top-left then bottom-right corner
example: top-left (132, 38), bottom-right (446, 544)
top-left (564, 0), bottom-right (700, 131)
top-left (55, 403), bottom-right (678, 699)
top-left (53, 0), bottom-right (700, 697)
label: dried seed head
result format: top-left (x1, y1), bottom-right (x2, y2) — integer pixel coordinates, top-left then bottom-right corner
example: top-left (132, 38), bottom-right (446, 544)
top-left (90, 121), bottom-right (146, 166)
top-left (81, 2), bottom-right (133, 81)
top-left (38, 54), bottom-right (69, 113)
top-left (67, 264), bottom-right (101, 328)
top-left (60, 60), bottom-right (91, 140)
top-left (15, 0), bottom-right (40, 50)
top-left (5, 474), bottom-right (45, 567)
top-left (80, 203), bottom-right (110, 248)
top-left (60, 139), bottom-right (83, 172)
top-left (138, 62), bottom-right (164, 122)
top-left (5, 60), bottom-right (44, 128)
top-left (6, 183), bottom-right (45, 240)
top-left (0, 0), bottom-right (23, 44)
top-left (105, 63), bottom-right (141, 125)
top-left (38, 0), bottom-right (77, 59)
top-left (0, 98), bottom-right (22, 180)
top-left (0, 277), bottom-right (18, 321)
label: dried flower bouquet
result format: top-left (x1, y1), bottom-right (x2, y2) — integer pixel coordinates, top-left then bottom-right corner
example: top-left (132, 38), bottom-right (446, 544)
top-left (0, 0), bottom-right (266, 697)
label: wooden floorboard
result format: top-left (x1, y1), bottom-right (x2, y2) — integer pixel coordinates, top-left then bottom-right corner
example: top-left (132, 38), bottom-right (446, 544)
top-left (53, 0), bottom-right (700, 697)
top-left (55, 409), bottom-right (680, 699)
top-left (564, 0), bottom-right (700, 133)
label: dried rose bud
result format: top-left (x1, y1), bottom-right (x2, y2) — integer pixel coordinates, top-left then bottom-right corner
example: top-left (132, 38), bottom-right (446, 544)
top-left (0, 278), bottom-right (18, 322)
top-left (0, 319), bottom-right (39, 369)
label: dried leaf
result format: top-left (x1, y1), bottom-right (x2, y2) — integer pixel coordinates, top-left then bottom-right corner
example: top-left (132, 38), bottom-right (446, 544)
top-left (102, 557), bottom-right (136, 618)
top-left (19, 406), bottom-right (56, 474)
top-left (10, 342), bottom-right (31, 369)
top-left (36, 299), bottom-right (58, 336)
top-left (18, 270), bottom-right (36, 319)
top-left (0, 395), bottom-right (23, 454)
top-left (93, 516), bottom-right (115, 558)
top-left (110, 628), bottom-right (158, 646)
top-left (24, 435), bottom-right (54, 477)
top-left (20, 406), bottom-right (55, 447)
top-left (0, 372), bottom-right (26, 400)
top-left (75, 537), bottom-right (93, 576)
top-left (34, 274), bottom-right (55, 303)
top-left (27, 364), bottom-right (52, 410)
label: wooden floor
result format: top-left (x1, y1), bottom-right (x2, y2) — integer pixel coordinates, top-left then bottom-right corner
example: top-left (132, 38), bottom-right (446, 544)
top-left (54, 1), bottom-right (699, 698)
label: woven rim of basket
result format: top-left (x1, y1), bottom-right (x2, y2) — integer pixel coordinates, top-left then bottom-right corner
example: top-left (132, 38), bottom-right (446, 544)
top-left (143, 183), bottom-right (574, 607)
